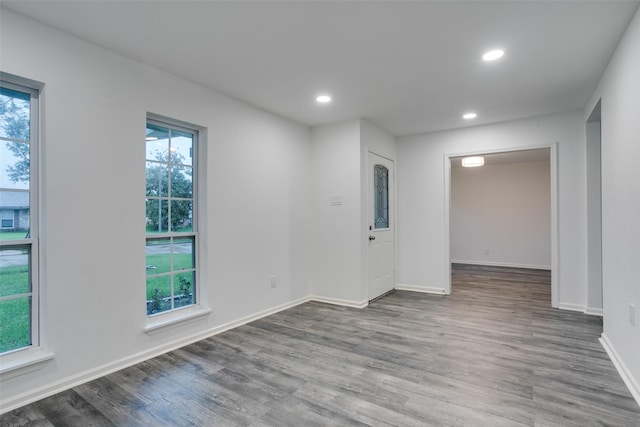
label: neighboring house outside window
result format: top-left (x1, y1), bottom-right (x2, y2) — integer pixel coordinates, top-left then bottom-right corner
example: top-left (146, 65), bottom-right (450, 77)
top-left (0, 191), bottom-right (29, 231)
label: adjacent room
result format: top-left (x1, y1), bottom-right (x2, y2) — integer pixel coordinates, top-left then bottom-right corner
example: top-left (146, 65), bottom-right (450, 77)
top-left (450, 148), bottom-right (553, 301)
top-left (1, 1), bottom-right (639, 425)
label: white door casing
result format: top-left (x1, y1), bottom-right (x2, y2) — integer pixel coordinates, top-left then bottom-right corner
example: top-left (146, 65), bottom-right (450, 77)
top-left (368, 152), bottom-right (395, 300)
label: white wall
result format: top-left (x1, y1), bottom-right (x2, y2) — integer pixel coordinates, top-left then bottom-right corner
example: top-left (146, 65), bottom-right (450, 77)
top-left (361, 119), bottom-right (397, 161)
top-left (0, 9), bottom-right (312, 409)
top-left (310, 119), bottom-right (397, 305)
top-left (397, 111), bottom-right (586, 308)
top-left (451, 160), bottom-right (551, 269)
top-left (310, 119), bottom-right (363, 304)
top-left (584, 6), bottom-right (640, 403)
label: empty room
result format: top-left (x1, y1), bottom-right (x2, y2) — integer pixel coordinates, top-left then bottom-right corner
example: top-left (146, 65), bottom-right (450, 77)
top-left (1, 1), bottom-right (639, 425)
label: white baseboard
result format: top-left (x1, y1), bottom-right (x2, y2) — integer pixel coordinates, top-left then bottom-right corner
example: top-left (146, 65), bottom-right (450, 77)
top-left (600, 333), bottom-right (640, 407)
top-left (558, 303), bottom-right (586, 313)
top-left (0, 296), bottom-right (310, 415)
top-left (557, 303), bottom-right (603, 317)
top-left (451, 259), bottom-right (551, 270)
top-left (309, 295), bottom-right (368, 309)
top-left (584, 307), bottom-right (604, 316)
top-left (395, 284), bottom-right (447, 295)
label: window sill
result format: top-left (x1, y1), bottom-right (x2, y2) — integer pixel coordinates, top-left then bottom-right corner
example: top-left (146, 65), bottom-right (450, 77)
top-left (0, 348), bottom-right (55, 381)
top-left (144, 306), bottom-right (212, 335)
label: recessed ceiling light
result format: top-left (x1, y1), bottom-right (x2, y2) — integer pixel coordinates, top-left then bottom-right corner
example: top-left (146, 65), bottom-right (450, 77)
top-left (482, 49), bottom-right (504, 61)
top-left (145, 136), bottom-right (158, 141)
top-left (461, 156), bottom-right (485, 167)
top-left (316, 95), bottom-right (332, 103)
top-left (463, 112), bottom-right (477, 120)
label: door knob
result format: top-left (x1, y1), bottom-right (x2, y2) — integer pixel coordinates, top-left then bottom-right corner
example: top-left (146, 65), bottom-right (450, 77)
top-left (369, 235), bottom-right (376, 241)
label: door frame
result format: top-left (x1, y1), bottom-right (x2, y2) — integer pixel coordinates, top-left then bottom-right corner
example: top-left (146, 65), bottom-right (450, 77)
top-left (443, 142), bottom-right (559, 308)
top-left (366, 150), bottom-right (396, 301)
top-left (585, 100), bottom-right (603, 315)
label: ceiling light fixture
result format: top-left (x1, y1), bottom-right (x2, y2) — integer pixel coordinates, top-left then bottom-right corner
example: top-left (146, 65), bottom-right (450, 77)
top-left (461, 156), bottom-right (485, 167)
top-left (316, 95), bottom-right (332, 103)
top-left (145, 136), bottom-right (158, 141)
top-left (462, 112), bottom-right (477, 120)
top-left (482, 49), bottom-right (504, 61)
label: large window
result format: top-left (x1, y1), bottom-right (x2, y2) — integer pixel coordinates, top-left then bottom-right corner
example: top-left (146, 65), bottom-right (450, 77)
top-left (145, 118), bottom-right (197, 316)
top-left (0, 80), bottom-right (39, 354)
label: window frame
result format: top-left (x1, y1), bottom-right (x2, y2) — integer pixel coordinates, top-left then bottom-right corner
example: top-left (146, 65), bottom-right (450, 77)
top-left (145, 115), bottom-right (200, 319)
top-left (0, 77), bottom-right (40, 356)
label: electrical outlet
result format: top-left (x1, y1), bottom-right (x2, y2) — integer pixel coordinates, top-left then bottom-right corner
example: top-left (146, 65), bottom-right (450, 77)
top-left (270, 275), bottom-right (277, 288)
top-left (630, 303), bottom-right (636, 326)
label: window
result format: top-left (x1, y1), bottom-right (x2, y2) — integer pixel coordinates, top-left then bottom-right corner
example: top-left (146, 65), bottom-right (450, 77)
top-left (1, 210), bottom-right (14, 229)
top-left (0, 80), bottom-right (39, 355)
top-left (145, 118), bottom-right (197, 316)
top-left (374, 164), bottom-right (389, 229)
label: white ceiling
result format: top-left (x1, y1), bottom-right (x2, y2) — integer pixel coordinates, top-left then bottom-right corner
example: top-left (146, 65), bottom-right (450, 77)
top-left (3, 1), bottom-right (638, 136)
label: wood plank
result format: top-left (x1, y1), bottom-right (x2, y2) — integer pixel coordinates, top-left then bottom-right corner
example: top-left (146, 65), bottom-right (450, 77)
top-left (2, 264), bottom-right (639, 426)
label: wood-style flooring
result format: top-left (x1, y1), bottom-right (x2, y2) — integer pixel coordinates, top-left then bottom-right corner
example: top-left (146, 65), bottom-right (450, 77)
top-left (2, 264), bottom-right (639, 426)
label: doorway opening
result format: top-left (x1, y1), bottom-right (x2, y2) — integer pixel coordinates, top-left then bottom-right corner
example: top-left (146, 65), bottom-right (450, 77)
top-left (444, 145), bottom-right (558, 307)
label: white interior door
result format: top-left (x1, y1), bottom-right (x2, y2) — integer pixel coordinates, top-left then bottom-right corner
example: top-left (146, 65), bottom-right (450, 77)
top-left (368, 152), bottom-right (395, 300)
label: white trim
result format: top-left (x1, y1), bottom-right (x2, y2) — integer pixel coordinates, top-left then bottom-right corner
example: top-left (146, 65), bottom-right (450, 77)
top-left (549, 143), bottom-right (559, 308)
top-left (0, 348), bottom-right (54, 381)
top-left (0, 296), bottom-right (310, 414)
top-left (451, 260), bottom-right (551, 270)
top-left (144, 307), bottom-right (212, 335)
top-left (556, 303), bottom-right (603, 316)
top-left (309, 295), bottom-right (368, 309)
top-left (584, 307), bottom-right (604, 316)
top-left (600, 333), bottom-right (640, 406)
top-left (395, 284), bottom-right (447, 295)
top-left (558, 303), bottom-right (586, 313)
top-left (443, 143), bottom-right (559, 307)
top-left (443, 154), bottom-right (452, 295)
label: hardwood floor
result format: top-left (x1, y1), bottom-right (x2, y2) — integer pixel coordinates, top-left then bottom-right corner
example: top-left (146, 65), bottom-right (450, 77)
top-left (2, 264), bottom-right (639, 426)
